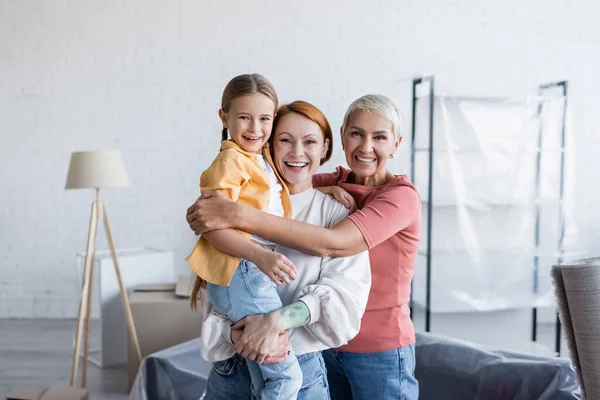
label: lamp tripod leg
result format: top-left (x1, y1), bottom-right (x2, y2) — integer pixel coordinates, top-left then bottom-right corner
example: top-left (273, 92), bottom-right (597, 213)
top-left (81, 250), bottom-right (96, 387)
top-left (101, 203), bottom-right (143, 363)
top-left (70, 201), bottom-right (99, 387)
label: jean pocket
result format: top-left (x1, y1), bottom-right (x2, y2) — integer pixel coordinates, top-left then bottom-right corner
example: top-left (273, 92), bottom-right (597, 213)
top-left (212, 357), bottom-right (239, 376)
top-left (241, 259), bottom-right (277, 300)
top-left (297, 352), bottom-right (328, 392)
top-left (207, 283), bottom-right (233, 315)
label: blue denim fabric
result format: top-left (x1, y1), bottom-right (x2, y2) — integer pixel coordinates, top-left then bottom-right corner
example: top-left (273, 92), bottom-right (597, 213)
top-left (204, 352), bottom-right (330, 400)
top-left (322, 345), bottom-right (419, 400)
top-left (207, 258), bottom-right (302, 400)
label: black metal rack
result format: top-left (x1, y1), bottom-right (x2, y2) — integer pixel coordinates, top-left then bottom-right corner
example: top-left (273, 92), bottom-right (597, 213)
top-left (409, 76), bottom-right (568, 356)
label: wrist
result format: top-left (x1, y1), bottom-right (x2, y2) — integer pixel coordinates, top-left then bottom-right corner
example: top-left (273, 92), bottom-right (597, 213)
top-left (267, 311), bottom-right (286, 332)
top-left (232, 202), bottom-right (245, 229)
top-left (247, 246), bottom-right (267, 267)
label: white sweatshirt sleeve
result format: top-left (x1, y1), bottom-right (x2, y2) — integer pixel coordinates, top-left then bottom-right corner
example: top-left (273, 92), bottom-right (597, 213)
top-left (296, 200), bottom-right (372, 348)
top-left (197, 286), bottom-right (236, 362)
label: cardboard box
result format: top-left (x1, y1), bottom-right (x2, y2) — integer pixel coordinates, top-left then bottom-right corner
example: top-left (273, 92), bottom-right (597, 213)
top-left (128, 276), bottom-right (202, 390)
top-left (76, 247), bottom-right (175, 367)
top-left (6, 386), bottom-right (88, 400)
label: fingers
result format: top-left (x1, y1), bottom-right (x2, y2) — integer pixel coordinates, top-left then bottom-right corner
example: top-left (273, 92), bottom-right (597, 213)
top-left (190, 218), bottom-right (209, 236)
top-left (200, 190), bottom-right (216, 199)
top-left (247, 352), bottom-right (258, 362)
top-left (276, 269), bottom-right (290, 285)
top-left (345, 195), bottom-right (355, 210)
top-left (269, 273), bottom-right (283, 286)
top-left (283, 256), bottom-right (298, 279)
top-left (240, 347), bottom-right (252, 358)
top-left (262, 354), bottom-right (285, 365)
top-left (190, 219), bottom-right (205, 232)
top-left (343, 195), bottom-right (352, 209)
top-left (256, 353), bottom-right (268, 364)
top-left (345, 195), bottom-right (357, 213)
top-left (186, 205), bottom-right (195, 218)
top-left (231, 318), bottom-right (247, 330)
top-left (282, 258), bottom-right (297, 277)
top-left (189, 218), bottom-right (200, 230)
top-left (235, 341), bottom-right (253, 359)
top-left (273, 269), bottom-right (290, 286)
top-left (270, 267), bottom-right (292, 285)
top-left (186, 208), bottom-right (199, 223)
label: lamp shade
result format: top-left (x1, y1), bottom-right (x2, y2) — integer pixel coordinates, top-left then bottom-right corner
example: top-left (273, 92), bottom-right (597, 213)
top-left (65, 150), bottom-right (130, 189)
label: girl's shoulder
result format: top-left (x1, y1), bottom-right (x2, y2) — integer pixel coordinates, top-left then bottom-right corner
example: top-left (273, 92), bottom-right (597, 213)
top-left (213, 147), bottom-right (257, 168)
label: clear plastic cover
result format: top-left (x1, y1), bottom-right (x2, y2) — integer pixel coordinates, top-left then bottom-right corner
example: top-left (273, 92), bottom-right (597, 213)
top-left (416, 332), bottom-right (582, 399)
top-left (130, 339), bottom-right (210, 400)
top-left (129, 335), bottom-right (581, 400)
top-left (410, 94), bottom-right (580, 313)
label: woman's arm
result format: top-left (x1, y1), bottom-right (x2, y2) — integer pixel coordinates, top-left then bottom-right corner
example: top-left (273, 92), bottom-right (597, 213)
top-left (230, 300), bottom-right (312, 363)
top-left (188, 184), bottom-right (420, 258)
top-left (238, 211), bottom-right (367, 258)
top-left (188, 193), bottom-right (367, 258)
top-left (203, 229), bottom-right (297, 284)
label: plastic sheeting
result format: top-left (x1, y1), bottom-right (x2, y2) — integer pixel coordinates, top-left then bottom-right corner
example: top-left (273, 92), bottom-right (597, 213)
top-left (130, 333), bottom-right (580, 400)
top-left (416, 332), bottom-right (581, 400)
top-left (410, 94), bottom-right (580, 313)
top-left (130, 338), bottom-right (210, 400)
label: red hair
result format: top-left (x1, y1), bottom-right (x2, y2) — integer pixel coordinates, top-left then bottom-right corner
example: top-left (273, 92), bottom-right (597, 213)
top-left (270, 101), bottom-right (333, 165)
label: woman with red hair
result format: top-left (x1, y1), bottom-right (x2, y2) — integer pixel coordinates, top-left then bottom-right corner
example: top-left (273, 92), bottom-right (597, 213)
top-left (195, 100), bottom-right (372, 400)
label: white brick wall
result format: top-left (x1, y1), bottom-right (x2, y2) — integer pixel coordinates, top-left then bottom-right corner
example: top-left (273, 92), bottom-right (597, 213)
top-left (1, 0), bottom-right (599, 318)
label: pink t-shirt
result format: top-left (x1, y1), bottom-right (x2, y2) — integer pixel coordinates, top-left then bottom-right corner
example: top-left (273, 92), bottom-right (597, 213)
top-left (313, 166), bottom-right (421, 352)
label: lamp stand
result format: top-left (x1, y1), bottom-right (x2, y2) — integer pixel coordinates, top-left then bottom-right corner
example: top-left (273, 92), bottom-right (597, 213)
top-left (70, 188), bottom-right (142, 388)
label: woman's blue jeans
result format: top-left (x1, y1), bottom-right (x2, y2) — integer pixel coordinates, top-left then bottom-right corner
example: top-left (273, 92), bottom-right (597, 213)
top-left (322, 345), bottom-right (419, 400)
top-left (203, 352), bottom-right (330, 400)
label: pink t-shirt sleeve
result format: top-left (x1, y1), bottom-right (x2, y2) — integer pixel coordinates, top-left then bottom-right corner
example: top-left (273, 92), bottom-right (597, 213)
top-left (312, 167), bottom-right (343, 188)
top-left (348, 185), bottom-right (420, 249)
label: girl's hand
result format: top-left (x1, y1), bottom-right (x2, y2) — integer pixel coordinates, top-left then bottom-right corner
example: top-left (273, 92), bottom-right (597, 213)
top-left (255, 249), bottom-right (297, 285)
top-left (316, 186), bottom-right (357, 213)
top-left (231, 313), bottom-right (285, 362)
top-left (186, 191), bottom-right (238, 235)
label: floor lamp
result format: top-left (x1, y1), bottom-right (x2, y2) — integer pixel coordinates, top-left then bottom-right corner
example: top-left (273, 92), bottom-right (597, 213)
top-left (65, 150), bottom-right (142, 388)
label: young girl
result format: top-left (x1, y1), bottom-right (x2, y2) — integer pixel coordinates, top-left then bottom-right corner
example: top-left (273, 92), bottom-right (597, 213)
top-left (186, 73), bottom-right (302, 400)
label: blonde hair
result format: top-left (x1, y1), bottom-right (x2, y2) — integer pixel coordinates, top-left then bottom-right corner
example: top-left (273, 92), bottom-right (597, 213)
top-left (220, 73), bottom-right (279, 140)
top-left (342, 94), bottom-right (402, 137)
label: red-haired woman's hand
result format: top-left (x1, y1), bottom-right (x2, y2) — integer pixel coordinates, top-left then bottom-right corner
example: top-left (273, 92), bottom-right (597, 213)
top-left (231, 314), bottom-right (285, 363)
top-left (260, 332), bottom-right (290, 365)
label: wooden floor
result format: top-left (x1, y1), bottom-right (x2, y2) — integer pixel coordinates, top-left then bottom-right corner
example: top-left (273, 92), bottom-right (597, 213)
top-left (0, 318), bottom-right (568, 400)
top-left (0, 319), bottom-right (129, 400)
